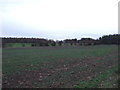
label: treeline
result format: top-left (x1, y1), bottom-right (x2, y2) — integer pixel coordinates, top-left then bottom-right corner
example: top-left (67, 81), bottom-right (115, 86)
top-left (99, 34), bottom-right (120, 45)
top-left (2, 38), bottom-right (56, 47)
top-left (1, 34), bottom-right (120, 47)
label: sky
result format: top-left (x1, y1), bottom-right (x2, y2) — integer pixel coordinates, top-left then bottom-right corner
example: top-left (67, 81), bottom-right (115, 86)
top-left (0, 0), bottom-right (119, 40)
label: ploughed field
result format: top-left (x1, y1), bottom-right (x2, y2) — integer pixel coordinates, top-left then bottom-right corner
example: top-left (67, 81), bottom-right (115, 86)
top-left (2, 45), bottom-right (119, 88)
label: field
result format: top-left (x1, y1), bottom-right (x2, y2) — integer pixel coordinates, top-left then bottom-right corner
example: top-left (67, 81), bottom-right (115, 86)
top-left (2, 45), bottom-right (119, 88)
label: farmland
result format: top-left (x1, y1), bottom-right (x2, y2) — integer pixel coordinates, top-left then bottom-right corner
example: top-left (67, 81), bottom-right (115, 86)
top-left (2, 45), bottom-right (119, 88)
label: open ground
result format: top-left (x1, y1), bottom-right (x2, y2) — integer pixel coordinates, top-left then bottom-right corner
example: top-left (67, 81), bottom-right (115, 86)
top-left (2, 45), bottom-right (119, 88)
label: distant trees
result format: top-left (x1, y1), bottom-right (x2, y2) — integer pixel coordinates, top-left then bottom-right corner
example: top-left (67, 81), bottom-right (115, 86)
top-left (64, 38), bottom-right (78, 46)
top-left (2, 37), bottom-right (50, 47)
top-left (57, 41), bottom-right (63, 46)
top-left (49, 40), bottom-right (56, 46)
top-left (99, 34), bottom-right (120, 45)
top-left (64, 39), bottom-right (72, 46)
top-left (1, 34), bottom-right (120, 48)
top-left (79, 38), bottom-right (96, 46)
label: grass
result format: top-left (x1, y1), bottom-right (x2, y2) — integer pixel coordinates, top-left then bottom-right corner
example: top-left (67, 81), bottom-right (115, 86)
top-left (2, 45), bottom-right (118, 75)
top-left (74, 65), bottom-right (118, 88)
top-left (2, 45), bottom-right (118, 88)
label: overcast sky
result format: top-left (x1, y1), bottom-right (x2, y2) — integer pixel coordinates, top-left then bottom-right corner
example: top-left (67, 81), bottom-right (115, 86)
top-left (0, 0), bottom-right (119, 40)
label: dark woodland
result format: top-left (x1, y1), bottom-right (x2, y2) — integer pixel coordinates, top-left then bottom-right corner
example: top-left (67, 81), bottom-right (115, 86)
top-left (1, 34), bottom-right (120, 47)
